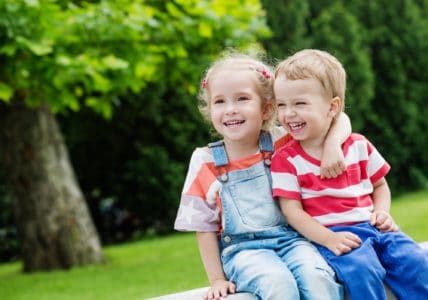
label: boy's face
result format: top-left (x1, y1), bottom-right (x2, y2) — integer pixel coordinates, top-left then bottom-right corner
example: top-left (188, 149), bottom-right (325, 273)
top-left (274, 74), bottom-right (338, 147)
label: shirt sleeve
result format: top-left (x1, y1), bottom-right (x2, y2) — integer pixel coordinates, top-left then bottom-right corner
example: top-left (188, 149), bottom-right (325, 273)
top-left (365, 137), bottom-right (391, 183)
top-left (174, 148), bottom-right (221, 232)
top-left (271, 147), bottom-right (302, 201)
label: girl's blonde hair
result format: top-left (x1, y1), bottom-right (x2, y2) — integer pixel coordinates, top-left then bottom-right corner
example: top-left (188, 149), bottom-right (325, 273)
top-left (198, 51), bottom-right (276, 131)
top-left (275, 49), bottom-right (346, 111)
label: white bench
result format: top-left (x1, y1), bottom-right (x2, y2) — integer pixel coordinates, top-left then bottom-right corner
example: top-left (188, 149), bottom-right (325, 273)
top-left (149, 242), bottom-right (428, 300)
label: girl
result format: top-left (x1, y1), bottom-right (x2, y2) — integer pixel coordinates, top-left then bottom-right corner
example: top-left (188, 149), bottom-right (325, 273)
top-left (174, 52), bottom-right (349, 300)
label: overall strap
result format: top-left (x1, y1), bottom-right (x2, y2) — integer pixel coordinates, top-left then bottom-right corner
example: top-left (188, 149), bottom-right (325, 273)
top-left (259, 130), bottom-right (274, 166)
top-left (208, 140), bottom-right (229, 182)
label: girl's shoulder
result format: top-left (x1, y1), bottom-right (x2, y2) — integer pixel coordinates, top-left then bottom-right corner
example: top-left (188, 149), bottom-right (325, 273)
top-left (187, 146), bottom-right (214, 170)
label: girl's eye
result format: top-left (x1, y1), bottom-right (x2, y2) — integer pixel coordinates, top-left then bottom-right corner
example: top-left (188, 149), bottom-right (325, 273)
top-left (296, 101), bottom-right (306, 105)
top-left (277, 102), bottom-right (286, 108)
top-left (213, 99), bottom-right (224, 104)
top-left (237, 96), bottom-right (250, 101)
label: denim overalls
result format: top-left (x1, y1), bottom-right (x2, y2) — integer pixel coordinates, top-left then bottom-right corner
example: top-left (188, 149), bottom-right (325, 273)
top-left (208, 131), bottom-right (343, 300)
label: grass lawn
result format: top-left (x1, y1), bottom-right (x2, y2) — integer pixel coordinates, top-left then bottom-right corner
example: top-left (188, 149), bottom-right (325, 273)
top-left (0, 189), bottom-right (427, 299)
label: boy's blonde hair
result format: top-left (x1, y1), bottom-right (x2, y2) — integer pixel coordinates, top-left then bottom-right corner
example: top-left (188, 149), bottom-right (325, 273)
top-left (275, 49), bottom-right (346, 110)
top-left (198, 51), bottom-right (276, 130)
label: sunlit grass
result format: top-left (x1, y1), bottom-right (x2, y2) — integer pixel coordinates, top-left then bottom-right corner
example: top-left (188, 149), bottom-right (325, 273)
top-left (0, 189), bottom-right (427, 299)
top-left (390, 189), bottom-right (428, 242)
top-left (0, 234), bottom-right (206, 299)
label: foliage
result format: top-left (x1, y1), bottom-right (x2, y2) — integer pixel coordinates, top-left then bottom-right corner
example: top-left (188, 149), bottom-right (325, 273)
top-left (262, 0), bottom-right (428, 192)
top-left (58, 0), bottom-right (272, 237)
top-left (0, 0), bottom-right (271, 259)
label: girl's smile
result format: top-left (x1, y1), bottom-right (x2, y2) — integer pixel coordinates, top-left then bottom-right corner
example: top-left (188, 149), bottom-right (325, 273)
top-left (207, 69), bottom-right (271, 158)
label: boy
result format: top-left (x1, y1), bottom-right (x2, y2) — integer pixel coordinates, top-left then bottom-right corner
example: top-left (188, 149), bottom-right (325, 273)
top-left (271, 49), bottom-right (428, 299)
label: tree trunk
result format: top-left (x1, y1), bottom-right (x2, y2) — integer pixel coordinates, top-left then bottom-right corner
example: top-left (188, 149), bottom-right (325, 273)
top-left (0, 102), bottom-right (103, 272)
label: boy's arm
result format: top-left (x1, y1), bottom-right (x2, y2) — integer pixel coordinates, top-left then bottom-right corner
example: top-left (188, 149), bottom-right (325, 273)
top-left (370, 178), bottom-right (398, 232)
top-left (321, 112), bottom-right (352, 179)
top-left (279, 198), bottom-right (361, 256)
top-left (196, 232), bottom-right (236, 299)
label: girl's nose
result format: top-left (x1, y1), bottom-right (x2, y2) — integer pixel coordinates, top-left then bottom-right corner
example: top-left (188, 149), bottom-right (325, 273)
top-left (225, 101), bottom-right (237, 114)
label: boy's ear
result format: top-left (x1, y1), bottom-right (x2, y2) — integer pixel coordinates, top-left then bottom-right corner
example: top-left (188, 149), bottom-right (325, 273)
top-left (328, 96), bottom-right (342, 118)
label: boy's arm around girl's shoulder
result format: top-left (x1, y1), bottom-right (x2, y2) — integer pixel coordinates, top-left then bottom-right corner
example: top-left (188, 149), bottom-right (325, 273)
top-left (320, 112), bottom-right (352, 179)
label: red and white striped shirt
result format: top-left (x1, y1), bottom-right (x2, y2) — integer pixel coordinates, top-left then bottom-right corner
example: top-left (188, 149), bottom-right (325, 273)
top-left (271, 133), bottom-right (390, 227)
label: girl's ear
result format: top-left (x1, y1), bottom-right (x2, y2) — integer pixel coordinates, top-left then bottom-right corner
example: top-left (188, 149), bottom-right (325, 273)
top-left (262, 101), bottom-right (274, 120)
top-left (328, 96), bottom-right (342, 118)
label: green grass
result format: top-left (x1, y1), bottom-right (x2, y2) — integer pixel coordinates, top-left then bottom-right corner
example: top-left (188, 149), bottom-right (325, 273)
top-left (390, 189), bottom-right (428, 242)
top-left (0, 189), bottom-right (427, 299)
top-left (0, 234), bottom-right (206, 299)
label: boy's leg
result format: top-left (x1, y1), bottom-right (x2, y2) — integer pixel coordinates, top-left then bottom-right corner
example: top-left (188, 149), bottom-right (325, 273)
top-left (316, 224), bottom-right (388, 300)
top-left (222, 248), bottom-right (299, 300)
top-left (280, 240), bottom-right (343, 300)
top-left (377, 230), bottom-right (428, 299)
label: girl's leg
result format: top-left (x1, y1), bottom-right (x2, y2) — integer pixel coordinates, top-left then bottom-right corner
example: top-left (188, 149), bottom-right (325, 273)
top-left (377, 231), bottom-right (428, 299)
top-left (222, 248), bottom-right (299, 300)
top-left (317, 238), bottom-right (387, 300)
top-left (281, 240), bottom-right (343, 300)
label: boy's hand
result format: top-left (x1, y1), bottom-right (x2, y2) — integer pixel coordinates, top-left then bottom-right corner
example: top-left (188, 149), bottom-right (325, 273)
top-left (370, 210), bottom-right (399, 232)
top-left (204, 278), bottom-right (236, 300)
top-left (325, 231), bottom-right (361, 256)
top-left (320, 144), bottom-right (346, 179)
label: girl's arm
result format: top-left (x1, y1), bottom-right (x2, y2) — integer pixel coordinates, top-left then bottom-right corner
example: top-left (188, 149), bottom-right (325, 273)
top-left (196, 232), bottom-right (236, 299)
top-left (369, 178), bottom-right (398, 232)
top-left (279, 198), bottom-right (361, 256)
top-left (321, 112), bottom-right (352, 179)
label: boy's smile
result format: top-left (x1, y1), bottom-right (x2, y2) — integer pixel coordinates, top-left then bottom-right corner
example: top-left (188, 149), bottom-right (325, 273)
top-left (274, 75), bottom-right (338, 149)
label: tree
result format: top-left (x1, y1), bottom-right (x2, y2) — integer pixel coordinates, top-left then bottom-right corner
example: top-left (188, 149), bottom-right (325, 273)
top-left (0, 0), bottom-right (270, 270)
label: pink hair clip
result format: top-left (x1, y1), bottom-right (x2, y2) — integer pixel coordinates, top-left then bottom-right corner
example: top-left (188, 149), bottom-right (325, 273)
top-left (257, 68), bottom-right (271, 79)
top-left (201, 79), bottom-right (208, 89)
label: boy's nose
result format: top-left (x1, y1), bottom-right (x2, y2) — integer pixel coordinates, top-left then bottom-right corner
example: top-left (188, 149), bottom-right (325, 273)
top-left (285, 107), bottom-right (296, 117)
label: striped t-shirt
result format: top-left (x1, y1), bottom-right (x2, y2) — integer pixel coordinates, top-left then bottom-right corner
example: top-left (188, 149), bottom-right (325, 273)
top-left (271, 133), bottom-right (390, 227)
top-left (174, 127), bottom-right (291, 233)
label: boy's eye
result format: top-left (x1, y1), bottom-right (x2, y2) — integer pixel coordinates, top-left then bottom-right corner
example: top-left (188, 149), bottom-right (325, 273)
top-left (277, 102), bottom-right (286, 108)
top-left (295, 101), bottom-right (306, 105)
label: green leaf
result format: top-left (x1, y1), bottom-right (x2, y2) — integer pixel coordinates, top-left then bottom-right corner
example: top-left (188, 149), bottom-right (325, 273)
top-left (85, 96), bottom-right (112, 119)
top-left (102, 55), bottom-right (129, 70)
top-left (16, 36), bottom-right (53, 56)
top-left (198, 23), bottom-right (213, 38)
top-left (0, 82), bottom-right (13, 102)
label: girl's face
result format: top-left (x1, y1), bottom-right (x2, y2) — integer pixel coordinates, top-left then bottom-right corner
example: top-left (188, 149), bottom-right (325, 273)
top-left (274, 74), bottom-right (339, 149)
top-left (208, 69), bottom-right (272, 148)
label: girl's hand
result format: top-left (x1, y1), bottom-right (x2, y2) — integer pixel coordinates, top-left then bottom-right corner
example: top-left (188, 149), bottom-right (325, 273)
top-left (204, 278), bottom-right (236, 300)
top-left (320, 143), bottom-right (346, 179)
top-left (325, 231), bottom-right (361, 256)
top-left (370, 210), bottom-right (399, 232)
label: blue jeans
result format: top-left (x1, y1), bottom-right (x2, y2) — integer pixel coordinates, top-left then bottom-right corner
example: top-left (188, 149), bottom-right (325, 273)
top-left (220, 227), bottom-right (343, 300)
top-left (210, 134), bottom-right (342, 300)
top-left (316, 222), bottom-right (428, 300)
